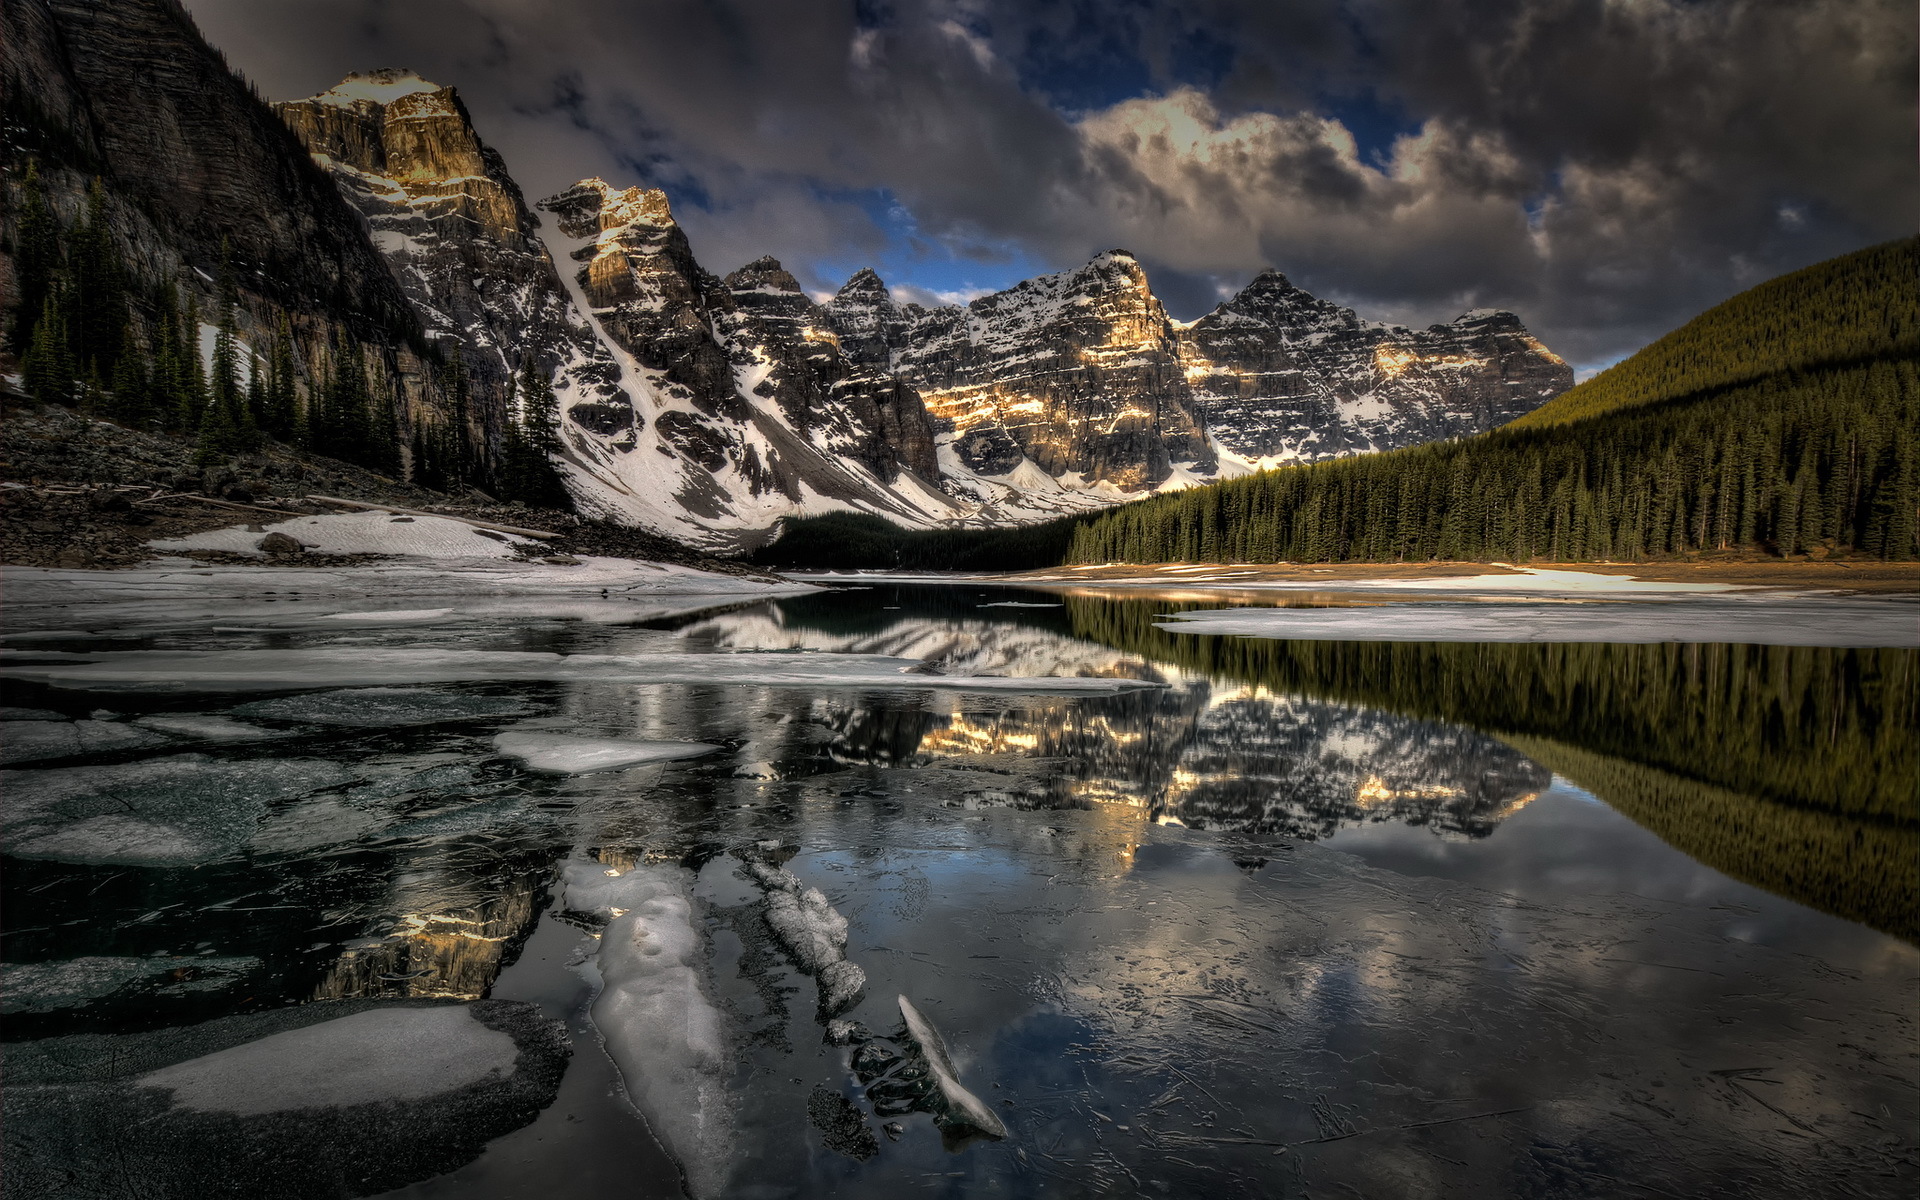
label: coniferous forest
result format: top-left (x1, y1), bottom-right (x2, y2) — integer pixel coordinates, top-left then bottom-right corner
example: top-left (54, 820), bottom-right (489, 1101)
top-left (758, 239), bottom-right (1918, 569)
top-left (7, 162), bottom-right (570, 509)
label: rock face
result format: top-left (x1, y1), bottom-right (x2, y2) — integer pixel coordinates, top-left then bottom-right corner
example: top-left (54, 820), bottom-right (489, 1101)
top-left (826, 257), bottom-right (1572, 497)
top-left (536, 178), bottom-right (957, 536)
top-left (0, 0), bottom-right (435, 428)
top-left (273, 71), bottom-right (633, 465)
top-left (4, 3), bottom-right (1571, 548)
top-left (1177, 271), bottom-right (1574, 462)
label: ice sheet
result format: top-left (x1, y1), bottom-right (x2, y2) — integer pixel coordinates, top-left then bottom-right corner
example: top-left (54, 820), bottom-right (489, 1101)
top-left (232, 688), bottom-right (536, 727)
top-left (0, 648), bottom-right (1168, 694)
top-left (492, 731), bottom-right (718, 774)
top-left (0, 955), bottom-right (258, 1014)
top-left (897, 995), bottom-right (1007, 1139)
top-left (0, 717), bottom-right (168, 764)
top-left (130, 714), bottom-right (293, 742)
top-left (561, 860), bottom-right (733, 1198)
top-left (0, 560), bottom-right (820, 637)
top-left (2, 754), bottom-right (354, 865)
top-left (138, 1006), bottom-right (518, 1114)
top-left (1155, 596), bottom-right (1920, 647)
top-left (748, 861), bottom-right (867, 1019)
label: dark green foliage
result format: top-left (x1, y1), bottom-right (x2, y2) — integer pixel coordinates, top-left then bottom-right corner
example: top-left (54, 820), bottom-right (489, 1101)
top-left (195, 250), bottom-right (257, 463)
top-left (22, 296), bottom-right (76, 405)
top-left (107, 324), bottom-right (154, 427)
top-left (64, 178), bottom-right (128, 386)
top-left (260, 316), bottom-right (299, 440)
top-left (1513, 237), bottom-right (1920, 430)
top-left (1065, 361), bottom-right (1918, 564)
top-left (9, 162), bottom-right (62, 357)
top-left (495, 358), bottom-right (571, 508)
top-left (749, 511), bottom-right (1079, 572)
top-left (1063, 593), bottom-right (1917, 822)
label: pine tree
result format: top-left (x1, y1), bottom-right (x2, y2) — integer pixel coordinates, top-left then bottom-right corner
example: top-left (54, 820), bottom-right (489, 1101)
top-left (196, 249), bottom-right (255, 463)
top-left (109, 323), bottom-right (152, 427)
top-left (9, 161), bottom-right (62, 356)
top-left (66, 177), bottom-right (127, 381)
top-left (22, 295), bottom-right (76, 404)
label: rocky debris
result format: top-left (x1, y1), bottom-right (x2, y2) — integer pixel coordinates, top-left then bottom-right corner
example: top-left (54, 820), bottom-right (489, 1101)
top-left (0, 402), bottom-right (782, 578)
top-left (1, 998), bottom-right (568, 1200)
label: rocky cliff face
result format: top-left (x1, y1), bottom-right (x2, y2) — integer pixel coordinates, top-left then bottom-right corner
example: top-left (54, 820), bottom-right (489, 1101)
top-left (535, 178), bottom-right (957, 537)
top-left (1178, 271), bottom-right (1573, 462)
top-left (1, 0), bottom-right (431, 415)
top-left (5, 3), bottom-right (1572, 547)
top-left (824, 254), bottom-right (1570, 506)
top-left (274, 72), bottom-right (632, 465)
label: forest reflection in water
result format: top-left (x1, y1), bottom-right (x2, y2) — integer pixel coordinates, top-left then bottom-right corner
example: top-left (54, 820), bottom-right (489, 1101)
top-left (703, 584), bottom-right (1918, 942)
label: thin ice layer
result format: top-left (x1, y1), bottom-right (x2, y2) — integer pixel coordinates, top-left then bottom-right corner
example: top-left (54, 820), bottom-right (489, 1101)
top-left (0, 955), bottom-right (258, 1014)
top-left (492, 731), bottom-right (718, 774)
top-left (561, 861), bottom-right (732, 1198)
top-left (0, 648), bottom-right (1167, 694)
top-left (897, 995), bottom-right (1008, 1139)
top-left (232, 688), bottom-right (536, 727)
top-left (0, 718), bottom-right (167, 765)
top-left (130, 714), bottom-right (293, 742)
top-left (1, 754), bottom-right (354, 865)
top-left (1156, 597), bottom-right (1920, 648)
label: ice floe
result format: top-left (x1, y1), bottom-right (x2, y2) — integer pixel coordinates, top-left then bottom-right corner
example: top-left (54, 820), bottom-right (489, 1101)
top-left (898, 995), bottom-right (1007, 1139)
top-left (0, 955), bottom-right (259, 1014)
top-left (1156, 596), bottom-right (1920, 647)
top-left (139, 1006), bottom-right (519, 1114)
top-left (0, 558), bottom-right (819, 638)
top-left (492, 731), bottom-right (719, 774)
top-left (0, 647), bottom-right (1168, 694)
top-left (0, 717), bottom-right (167, 764)
top-left (2, 754), bottom-right (354, 865)
top-left (232, 687), bottom-right (536, 727)
top-left (561, 860), bottom-right (732, 1198)
top-left (130, 713), bottom-right (293, 742)
top-left (747, 860), bottom-right (867, 1019)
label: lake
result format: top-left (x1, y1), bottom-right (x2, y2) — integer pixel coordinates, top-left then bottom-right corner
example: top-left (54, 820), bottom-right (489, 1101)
top-left (2, 578), bottom-right (1915, 1199)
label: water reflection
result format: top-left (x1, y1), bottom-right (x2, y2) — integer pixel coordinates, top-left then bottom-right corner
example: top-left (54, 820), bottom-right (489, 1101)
top-left (1, 582), bottom-right (1914, 1200)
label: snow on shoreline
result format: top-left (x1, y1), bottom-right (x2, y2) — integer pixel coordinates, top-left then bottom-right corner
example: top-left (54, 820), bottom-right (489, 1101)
top-left (788, 565), bottom-right (1752, 595)
top-left (1156, 597), bottom-right (1920, 648)
top-left (149, 511), bottom-right (539, 559)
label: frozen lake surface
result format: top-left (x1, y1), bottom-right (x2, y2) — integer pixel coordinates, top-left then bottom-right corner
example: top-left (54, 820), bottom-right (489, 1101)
top-left (2, 575), bottom-right (1914, 1199)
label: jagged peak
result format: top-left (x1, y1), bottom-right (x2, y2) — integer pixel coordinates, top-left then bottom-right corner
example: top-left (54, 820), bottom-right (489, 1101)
top-left (835, 267), bottom-right (892, 301)
top-left (542, 177), bottom-right (675, 232)
top-left (726, 256), bottom-right (803, 293)
top-left (310, 69), bottom-right (444, 109)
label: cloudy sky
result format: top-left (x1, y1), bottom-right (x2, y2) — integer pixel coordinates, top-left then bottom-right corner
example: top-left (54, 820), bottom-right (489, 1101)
top-left (185, 0), bottom-right (1913, 374)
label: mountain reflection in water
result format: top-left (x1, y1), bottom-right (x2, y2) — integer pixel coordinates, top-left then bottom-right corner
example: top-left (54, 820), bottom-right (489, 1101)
top-left (689, 586), bottom-right (1917, 942)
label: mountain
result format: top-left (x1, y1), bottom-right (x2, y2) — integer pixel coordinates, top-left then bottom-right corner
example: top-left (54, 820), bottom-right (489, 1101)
top-left (2, 0), bottom-right (438, 445)
top-left (1062, 239), bottom-right (1919, 564)
top-left (756, 239), bottom-right (1918, 569)
top-left (272, 71), bottom-right (630, 464)
top-left (1177, 272), bottom-right (1571, 458)
top-left (824, 252), bottom-right (1570, 501)
top-left (3, 4), bottom-right (1574, 549)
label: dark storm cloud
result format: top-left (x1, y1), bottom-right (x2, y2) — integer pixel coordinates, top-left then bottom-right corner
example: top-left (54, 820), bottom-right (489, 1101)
top-left (184, 0), bottom-right (1914, 367)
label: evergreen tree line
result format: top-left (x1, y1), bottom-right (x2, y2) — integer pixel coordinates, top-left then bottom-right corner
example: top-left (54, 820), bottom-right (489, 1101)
top-left (8, 163), bottom-right (571, 506)
top-left (1065, 360), bottom-right (1919, 564)
top-left (1511, 236), bottom-right (1920, 430)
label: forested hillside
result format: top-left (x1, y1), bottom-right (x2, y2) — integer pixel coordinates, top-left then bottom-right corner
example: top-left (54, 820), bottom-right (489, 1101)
top-left (1510, 237), bottom-right (1919, 429)
top-left (1065, 240), bottom-right (1919, 565)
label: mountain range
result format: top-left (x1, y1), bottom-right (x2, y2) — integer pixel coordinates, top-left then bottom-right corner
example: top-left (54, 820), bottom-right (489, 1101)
top-left (2, 2), bottom-right (1572, 549)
